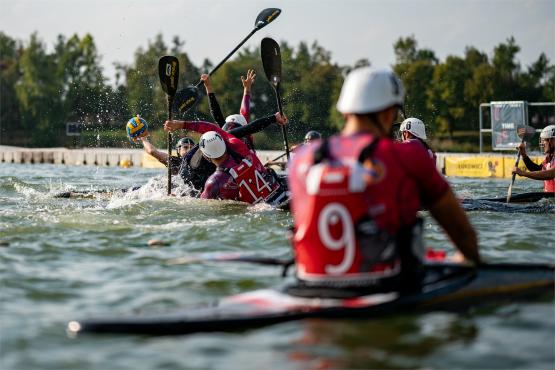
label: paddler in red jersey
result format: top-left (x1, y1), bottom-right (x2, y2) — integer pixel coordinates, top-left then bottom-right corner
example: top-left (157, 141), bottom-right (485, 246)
top-left (164, 114), bottom-right (289, 205)
top-left (288, 67), bottom-right (480, 292)
top-left (513, 124), bottom-right (555, 192)
top-left (194, 131), bottom-right (240, 201)
top-left (399, 117), bottom-right (437, 164)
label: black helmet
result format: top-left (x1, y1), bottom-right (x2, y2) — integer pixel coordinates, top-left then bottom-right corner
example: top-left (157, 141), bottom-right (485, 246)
top-left (176, 137), bottom-right (195, 150)
top-left (304, 131), bottom-right (322, 143)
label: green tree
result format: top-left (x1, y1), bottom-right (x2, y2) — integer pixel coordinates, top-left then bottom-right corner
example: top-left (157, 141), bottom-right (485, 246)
top-left (15, 33), bottom-right (64, 146)
top-left (427, 56), bottom-right (472, 136)
top-left (393, 36), bottom-right (438, 129)
top-left (0, 32), bottom-right (21, 144)
top-left (54, 34), bottom-right (109, 127)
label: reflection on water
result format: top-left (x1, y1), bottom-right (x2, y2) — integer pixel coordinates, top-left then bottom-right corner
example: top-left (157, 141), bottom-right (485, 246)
top-left (287, 314), bottom-right (478, 369)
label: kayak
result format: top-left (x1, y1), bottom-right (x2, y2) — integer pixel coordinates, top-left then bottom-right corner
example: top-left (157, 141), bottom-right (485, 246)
top-left (53, 186), bottom-right (142, 198)
top-left (67, 262), bottom-right (554, 336)
top-left (460, 193), bottom-right (555, 213)
top-left (468, 192), bottom-right (554, 204)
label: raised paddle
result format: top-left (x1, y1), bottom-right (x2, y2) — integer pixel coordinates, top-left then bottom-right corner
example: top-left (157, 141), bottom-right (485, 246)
top-left (261, 37), bottom-right (290, 160)
top-left (158, 56), bottom-right (179, 195)
top-left (507, 125), bottom-right (536, 203)
top-left (173, 8), bottom-right (281, 114)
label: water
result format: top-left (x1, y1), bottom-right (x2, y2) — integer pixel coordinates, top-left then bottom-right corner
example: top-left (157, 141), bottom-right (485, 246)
top-left (1, 163), bottom-right (554, 370)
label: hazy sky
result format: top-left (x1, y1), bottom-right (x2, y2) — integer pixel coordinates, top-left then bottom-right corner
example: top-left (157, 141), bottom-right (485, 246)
top-left (2, 0), bottom-right (554, 83)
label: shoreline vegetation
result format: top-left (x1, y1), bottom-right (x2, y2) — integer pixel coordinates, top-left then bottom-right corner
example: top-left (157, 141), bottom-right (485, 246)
top-left (1, 32), bottom-right (553, 151)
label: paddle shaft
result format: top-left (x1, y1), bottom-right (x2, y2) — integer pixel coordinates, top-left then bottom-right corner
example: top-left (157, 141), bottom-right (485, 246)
top-left (194, 29), bottom-right (257, 89)
top-left (264, 151), bottom-right (287, 166)
top-left (167, 97), bottom-right (173, 195)
top-left (507, 138), bottom-right (526, 203)
top-left (273, 85), bottom-right (290, 160)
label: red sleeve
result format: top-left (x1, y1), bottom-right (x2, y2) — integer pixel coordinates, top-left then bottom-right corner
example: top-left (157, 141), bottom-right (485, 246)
top-left (184, 121), bottom-right (251, 158)
top-left (396, 141), bottom-right (449, 206)
top-left (201, 176), bottom-right (219, 199)
top-left (240, 94), bottom-right (250, 123)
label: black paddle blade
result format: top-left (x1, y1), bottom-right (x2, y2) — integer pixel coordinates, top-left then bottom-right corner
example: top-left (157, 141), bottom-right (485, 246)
top-left (261, 37), bottom-right (282, 86)
top-left (158, 56), bottom-right (179, 96)
top-left (255, 8), bottom-right (281, 29)
top-left (172, 86), bottom-right (201, 114)
top-left (517, 125), bottom-right (536, 141)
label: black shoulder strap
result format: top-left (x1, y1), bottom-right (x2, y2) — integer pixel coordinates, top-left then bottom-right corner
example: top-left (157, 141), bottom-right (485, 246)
top-left (313, 138), bottom-right (330, 165)
top-left (228, 148), bottom-right (244, 163)
top-left (357, 138), bottom-right (380, 163)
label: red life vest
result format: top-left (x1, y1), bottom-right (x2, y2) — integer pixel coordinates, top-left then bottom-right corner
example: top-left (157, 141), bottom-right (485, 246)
top-left (293, 139), bottom-right (424, 287)
top-left (228, 158), bottom-right (282, 204)
top-left (543, 156), bottom-right (555, 192)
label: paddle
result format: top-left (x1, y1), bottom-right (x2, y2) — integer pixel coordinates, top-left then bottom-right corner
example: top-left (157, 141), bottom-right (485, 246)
top-left (53, 186), bottom-right (142, 199)
top-left (173, 8), bottom-right (281, 114)
top-left (158, 56), bottom-right (179, 195)
top-left (261, 37), bottom-right (290, 160)
top-left (167, 252), bottom-right (294, 277)
top-left (263, 151), bottom-right (287, 168)
top-left (507, 125), bottom-right (536, 203)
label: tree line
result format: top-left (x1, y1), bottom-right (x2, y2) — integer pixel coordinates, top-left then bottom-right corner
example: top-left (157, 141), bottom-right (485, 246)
top-left (1, 31), bottom-right (553, 150)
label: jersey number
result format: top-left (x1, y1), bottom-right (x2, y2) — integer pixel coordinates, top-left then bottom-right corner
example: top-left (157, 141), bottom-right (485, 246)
top-left (318, 203), bottom-right (356, 275)
top-left (239, 170), bottom-right (272, 202)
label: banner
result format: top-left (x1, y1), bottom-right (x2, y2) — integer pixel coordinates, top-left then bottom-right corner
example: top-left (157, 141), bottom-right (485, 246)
top-left (490, 101), bottom-right (528, 150)
top-left (445, 156), bottom-right (504, 177)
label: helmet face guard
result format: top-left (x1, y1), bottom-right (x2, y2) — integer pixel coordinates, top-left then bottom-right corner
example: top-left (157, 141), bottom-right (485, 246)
top-left (304, 131), bottom-right (322, 143)
top-left (176, 137), bottom-right (195, 150)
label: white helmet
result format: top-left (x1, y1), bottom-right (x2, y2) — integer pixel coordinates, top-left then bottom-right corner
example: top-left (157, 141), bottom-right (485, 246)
top-left (225, 114), bottom-right (247, 126)
top-left (336, 67), bottom-right (404, 114)
top-left (400, 117), bottom-right (427, 140)
top-left (199, 131), bottom-right (226, 159)
top-left (540, 125), bottom-right (555, 139)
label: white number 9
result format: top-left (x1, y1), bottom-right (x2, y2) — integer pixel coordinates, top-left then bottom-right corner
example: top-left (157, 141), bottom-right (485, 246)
top-left (318, 203), bottom-right (356, 275)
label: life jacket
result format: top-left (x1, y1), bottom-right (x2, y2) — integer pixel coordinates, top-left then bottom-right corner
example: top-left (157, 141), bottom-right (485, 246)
top-left (543, 155), bottom-right (555, 192)
top-left (178, 146), bottom-right (216, 192)
top-left (227, 157), bottom-right (284, 204)
top-left (292, 138), bottom-right (424, 288)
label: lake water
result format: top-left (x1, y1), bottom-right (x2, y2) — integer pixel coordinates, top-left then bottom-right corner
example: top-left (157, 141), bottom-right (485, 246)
top-left (1, 163), bottom-right (553, 370)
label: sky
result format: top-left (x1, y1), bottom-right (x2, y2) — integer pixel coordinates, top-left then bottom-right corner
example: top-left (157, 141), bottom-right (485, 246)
top-left (2, 0), bottom-right (554, 84)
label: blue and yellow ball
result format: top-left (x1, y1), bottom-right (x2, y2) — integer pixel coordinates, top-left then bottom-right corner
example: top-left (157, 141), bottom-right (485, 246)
top-left (126, 116), bottom-right (148, 143)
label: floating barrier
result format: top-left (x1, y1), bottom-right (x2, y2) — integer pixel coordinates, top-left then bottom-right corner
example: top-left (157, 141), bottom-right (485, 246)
top-left (0, 146), bottom-right (545, 179)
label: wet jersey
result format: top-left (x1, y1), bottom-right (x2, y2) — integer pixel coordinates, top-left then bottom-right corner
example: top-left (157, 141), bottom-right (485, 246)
top-left (542, 155), bottom-right (555, 192)
top-left (403, 138), bottom-right (436, 164)
top-left (228, 157), bottom-right (282, 204)
top-left (201, 155), bottom-right (240, 200)
top-left (288, 133), bottom-right (449, 286)
top-left (523, 154), bottom-right (555, 192)
top-left (182, 121), bottom-right (285, 205)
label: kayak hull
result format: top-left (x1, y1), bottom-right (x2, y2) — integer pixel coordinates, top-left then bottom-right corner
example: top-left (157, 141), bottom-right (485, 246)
top-left (466, 192), bottom-right (554, 204)
top-left (68, 263), bottom-right (554, 336)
